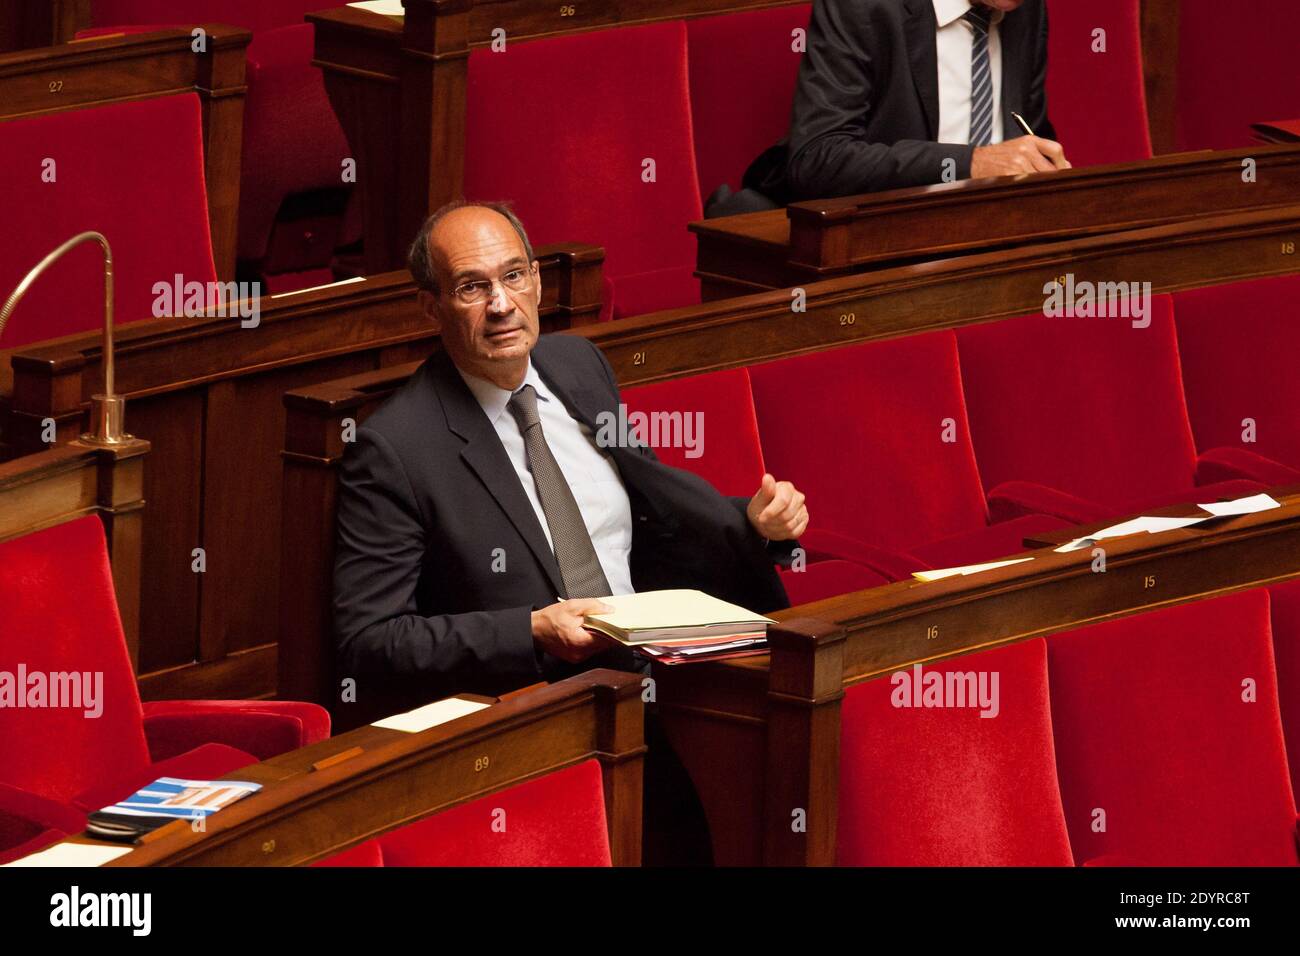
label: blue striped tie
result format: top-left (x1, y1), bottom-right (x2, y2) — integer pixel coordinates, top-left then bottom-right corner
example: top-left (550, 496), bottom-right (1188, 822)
top-left (964, 5), bottom-right (994, 146)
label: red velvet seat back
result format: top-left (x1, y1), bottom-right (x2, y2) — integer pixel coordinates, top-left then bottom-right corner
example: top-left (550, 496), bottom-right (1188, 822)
top-left (1044, 0), bottom-right (1152, 166)
top-left (237, 24), bottom-right (353, 263)
top-left (1048, 591), bottom-right (1299, 866)
top-left (0, 95), bottom-right (217, 349)
top-left (956, 295), bottom-right (1199, 508)
top-left (686, 4), bottom-right (811, 197)
top-left (837, 639), bottom-right (1073, 865)
top-left (1267, 578), bottom-right (1300, 802)
top-left (621, 367), bottom-right (765, 498)
top-left (1174, 275), bottom-right (1300, 470)
top-left (1176, 0), bottom-right (1300, 150)
top-left (464, 23), bottom-right (703, 304)
top-left (749, 332), bottom-right (990, 553)
top-left (376, 759), bottom-right (611, 866)
top-left (0, 518), bottom-right (150, 804)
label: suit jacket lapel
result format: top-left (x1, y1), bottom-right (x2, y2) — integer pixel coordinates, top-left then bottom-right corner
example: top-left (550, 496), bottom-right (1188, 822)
top-left (903, 0), bottom-right (940, 139)
top-left (998, 6), bottom-right (1029, 141)
top-left (428, 351), bottom-right (566, 598)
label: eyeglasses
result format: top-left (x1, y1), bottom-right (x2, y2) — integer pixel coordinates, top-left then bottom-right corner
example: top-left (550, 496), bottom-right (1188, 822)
top-left (446, 265), bottom-right (536, 305)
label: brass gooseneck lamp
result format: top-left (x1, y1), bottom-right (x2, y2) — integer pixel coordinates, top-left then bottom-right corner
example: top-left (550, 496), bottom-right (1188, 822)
top-left (0, 231), bottom-right (130, 446)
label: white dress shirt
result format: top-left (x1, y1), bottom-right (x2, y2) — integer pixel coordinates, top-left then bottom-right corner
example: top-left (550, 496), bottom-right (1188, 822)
top-left (457, 359), bottom-right (636, 597)
top-left (933, 0), bottom-right (1006, 146)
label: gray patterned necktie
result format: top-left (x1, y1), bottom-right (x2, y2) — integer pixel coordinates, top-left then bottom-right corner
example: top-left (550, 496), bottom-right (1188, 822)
top-left (507, 384), bottom-right (612, 599)
top-left (964, 5), bottom-right (994, 147)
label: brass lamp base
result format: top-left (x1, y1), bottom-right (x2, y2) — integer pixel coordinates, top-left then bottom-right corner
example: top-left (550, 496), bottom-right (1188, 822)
top-left (80, 394), bottom-right (133, 446)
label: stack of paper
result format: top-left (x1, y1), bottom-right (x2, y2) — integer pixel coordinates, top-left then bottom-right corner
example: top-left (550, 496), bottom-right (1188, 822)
top-left (86, 778), bottom-right (261, 842)
top-left (584, 589), bottom-right (774, 664)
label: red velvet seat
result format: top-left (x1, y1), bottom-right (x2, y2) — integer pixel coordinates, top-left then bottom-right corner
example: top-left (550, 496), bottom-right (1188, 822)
top-left (0, 517), bottom-right (329, 854)
top-left (686, 4), bottom-right (811, 199)
top-left (1267, 578), bottom-right (1300, 803)
top-left (956, 296), bottom-right (1270, 526)
top-left (1176, 0), bottom-right (1300, 151)
top-left (1174, 275), bottom-right (1300, 481)
top-left (0, 95), bottom-right (216, 349)
top-left (314, 758), bottom-right (611, 867)
top-left (464, 23), bottom-right (703, 320)
top-left (838, 639), bottom-right (1074, 865)
top-left (1047, 591), bottom-right (1299, 866)
top-left (1045, 0), bottom-right (1152, 166)
top-left (749, 331), bottom-right (1068, 578)
top-left (86, 3), bottom-right (354, 294)
top-left (622, 367), bottom-right (765, 498)
top-left (622, 367), bottom-right (884, 602)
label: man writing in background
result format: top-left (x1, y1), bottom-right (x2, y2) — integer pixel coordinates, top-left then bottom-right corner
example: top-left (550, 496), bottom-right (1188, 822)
top-left (741, 0), bottom-right (1071, 206)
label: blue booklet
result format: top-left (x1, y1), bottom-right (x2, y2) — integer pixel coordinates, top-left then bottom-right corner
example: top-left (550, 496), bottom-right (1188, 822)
top-left (87, 777), bottom-right (262, 842)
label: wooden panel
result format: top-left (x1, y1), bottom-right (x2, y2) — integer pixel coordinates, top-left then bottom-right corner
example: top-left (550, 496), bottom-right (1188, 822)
top-left (198, 353), bottom-right (377, 664)
top-left (126, 392), bottom-right (204, 674)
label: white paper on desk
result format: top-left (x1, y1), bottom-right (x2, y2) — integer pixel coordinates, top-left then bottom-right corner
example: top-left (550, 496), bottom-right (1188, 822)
top-left (1198, 493), bottom-right (1281, 517)
top-left (1052, 514), bottom-right (1209, 553)
top-left (3, 843), bottom-right (133, 867)
top-left (347, 0), bottom-right (404, 15)
top-left (912, 557), bottom-right (1035, 582)
top-left (371, 697), bottom-right (490, 733)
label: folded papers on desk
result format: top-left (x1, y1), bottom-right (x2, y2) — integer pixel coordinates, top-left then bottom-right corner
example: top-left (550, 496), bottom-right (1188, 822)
top-left (2, 843), bottom-right (133, 868)
top-left (584, 589), bottom-right (774, 663)
top-left (371, 697), bottom-right (491, 733)
top-left (912, 557), bottom-right (1036, 582)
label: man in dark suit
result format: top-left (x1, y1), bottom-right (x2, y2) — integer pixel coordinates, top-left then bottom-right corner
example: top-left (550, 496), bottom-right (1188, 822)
top-left (333, 202), bottom-right (808, 708)
top-left (743, 0), bottom-right (1070, 205)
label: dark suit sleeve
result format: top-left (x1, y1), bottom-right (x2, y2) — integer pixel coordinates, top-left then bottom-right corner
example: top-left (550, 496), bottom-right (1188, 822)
top-left (786, 0), bottom-right (974, 198)
top-left (333, 426), bottom-right (541, 686)
top-left (1026, 1), bottom-right (1056, 140)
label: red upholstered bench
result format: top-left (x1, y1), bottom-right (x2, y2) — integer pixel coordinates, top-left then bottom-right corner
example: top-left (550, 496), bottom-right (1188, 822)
top-left (622, 367), bottom-right (886, 603)
top-left (686, 4), bottom-right (811, 201)
top-left (1174, 275), bottom-right (1300, 483)
top-left (748, 330), bottom-right (1068, 579)
top-left (464, 22), bottom-right (703, 321)
top-left (837, 638), bottom-right (1074, 865)
top-left (313, 758), bottom-right (612, 867)
top-left (1047, 590), bottom-right (1300, 866)
top-left (955, 295), bottom-right (1270, 525)
top-left (1045, 0), bottom-right (1152, 166)
top-left (0, 516), bottom-right (330, 859)
top-left (0, 95), bottom-right (217, 349)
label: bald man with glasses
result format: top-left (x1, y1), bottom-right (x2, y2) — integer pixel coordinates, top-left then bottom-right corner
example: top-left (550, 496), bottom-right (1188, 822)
top-left (332, 201), bottom-right (808, 708)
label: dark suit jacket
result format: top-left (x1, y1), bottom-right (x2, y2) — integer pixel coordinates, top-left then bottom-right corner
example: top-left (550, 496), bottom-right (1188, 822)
top-left (747, 0), bottom-right (1055, 201)
top-left (333, 334), bottom-right (791, 705)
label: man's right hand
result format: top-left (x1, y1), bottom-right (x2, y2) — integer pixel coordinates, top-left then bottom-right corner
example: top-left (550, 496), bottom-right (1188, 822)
top-left (971, 135), bottom-right (1070, 178)
top-left (531, 598), bottom-right (614, 663)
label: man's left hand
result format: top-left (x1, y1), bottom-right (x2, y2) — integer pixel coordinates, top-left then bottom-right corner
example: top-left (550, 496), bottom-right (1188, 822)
top-left (747, 473), bottom-right (809, 542)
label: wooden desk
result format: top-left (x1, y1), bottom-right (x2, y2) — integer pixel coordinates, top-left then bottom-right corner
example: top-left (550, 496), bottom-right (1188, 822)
top-left (56, 671), bottom-right (645, 866)
top-left (691, 145), bottom-right (1300, 298)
